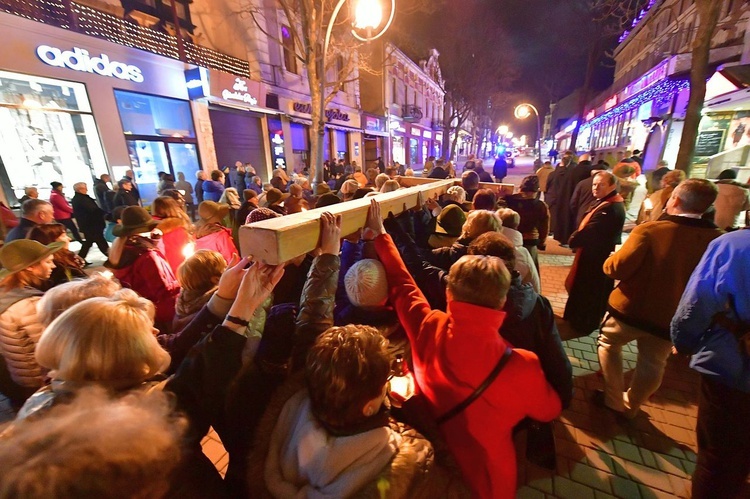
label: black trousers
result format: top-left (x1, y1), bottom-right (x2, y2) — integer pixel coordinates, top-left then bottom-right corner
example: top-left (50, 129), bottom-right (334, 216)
top-left (78, 228), bottom-right (109, 259)
top-left (57, 217), bottom-right (83, 242)
top-left (692, 375), bottom-right (750, 499)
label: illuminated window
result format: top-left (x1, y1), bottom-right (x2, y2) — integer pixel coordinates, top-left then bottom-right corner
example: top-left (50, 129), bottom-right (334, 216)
top-left (282, 25), bottom-right (298, 74)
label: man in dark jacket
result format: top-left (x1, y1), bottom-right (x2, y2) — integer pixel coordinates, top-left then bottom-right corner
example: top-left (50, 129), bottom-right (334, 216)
top-left (563, 171), bottom-right (625, 337)
top-left (5, 199), bottom-right (54, 242)
top-left (546, 151), bottom-right (580, 244)
top-left (597, 179), bottom-right (721, 418)
top-left (93, 174), bottom-right (112, 213)
top-left (569, 163), bottom-right (606, 226)
top-left (427, 159), bottom-right (449, 179)
top-left (112, 179), bottom-right (140, 208)
top-left (71, 182), bottom-right (109, 258)
top-left (493, 155), bottom-right (508, 183)
top-left (195, 170), bottom-right (205, 204)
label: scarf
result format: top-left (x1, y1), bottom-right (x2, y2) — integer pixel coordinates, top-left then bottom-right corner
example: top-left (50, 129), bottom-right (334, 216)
top-left (175, 286), bottom-right (217, 318)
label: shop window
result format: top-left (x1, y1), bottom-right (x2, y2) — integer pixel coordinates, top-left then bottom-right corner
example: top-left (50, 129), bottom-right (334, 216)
top-left (114, 90), bottom-right (195, 138)
top-left (0, 71), bottom-right (107, 204)
top-left (282, 25), bottom-right (298, 75)
top-left (409, 138), bottom-right (420, 165)
top-left (290, 122), bottom-right (308, 152)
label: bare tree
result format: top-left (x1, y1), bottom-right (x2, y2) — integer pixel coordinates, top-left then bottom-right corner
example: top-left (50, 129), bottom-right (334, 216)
top-left (568, 0), bottom-right (643, 150)
top-left (240, 0), bottom-right (386, 181)
top-left (674, 0), bottom-right (723, 175)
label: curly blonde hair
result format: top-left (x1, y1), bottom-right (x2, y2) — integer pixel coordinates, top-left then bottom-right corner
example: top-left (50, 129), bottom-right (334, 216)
top-left (461, 210), bottom-right (501, 241)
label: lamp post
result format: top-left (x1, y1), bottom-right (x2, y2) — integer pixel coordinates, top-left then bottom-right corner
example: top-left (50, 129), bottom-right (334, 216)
top-left (514, 103), bottom-right (542, 162)
top-left (315, 0), bottom-right (396, 189)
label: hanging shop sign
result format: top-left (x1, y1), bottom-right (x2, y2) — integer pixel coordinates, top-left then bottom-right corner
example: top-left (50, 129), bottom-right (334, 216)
top-left (364, 115), bottom-right (387, 134)
top-left (221, 77), bottom-right (258, 105)
top-left (604, 95), bottom-right (618, 111)
top-left (619, 60), bottom-right (668, 102)
top-left (292, 102), bottom-right (350, 122)
top-left (36, 44), bottom-right (144, 82)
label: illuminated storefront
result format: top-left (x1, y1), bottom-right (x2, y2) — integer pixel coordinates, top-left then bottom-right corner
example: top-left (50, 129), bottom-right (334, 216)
top-left (0, 11), bottom-right (199, 206)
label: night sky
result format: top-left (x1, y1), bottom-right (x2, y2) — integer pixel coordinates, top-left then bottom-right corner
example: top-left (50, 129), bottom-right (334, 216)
top-left (391, 0), bottom-right (622, 137)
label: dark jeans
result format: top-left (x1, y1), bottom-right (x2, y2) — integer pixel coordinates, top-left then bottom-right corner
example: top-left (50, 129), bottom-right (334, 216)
top-left (78, 228), bottom-right (110, 259)
top-left (692, 375), bottom-right (750, 499)
top-left (57, 217), bottom-right (83, 243)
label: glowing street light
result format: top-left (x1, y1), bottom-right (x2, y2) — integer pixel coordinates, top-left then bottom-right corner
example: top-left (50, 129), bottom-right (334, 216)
top-left (353, 0), bottom-right (383, 30)
top-left (315, 0), bottom-right (396, 188)
top-left (497, 125), bottom-right (509, 136)
top-left (514, 103), bottom-right (542, 161)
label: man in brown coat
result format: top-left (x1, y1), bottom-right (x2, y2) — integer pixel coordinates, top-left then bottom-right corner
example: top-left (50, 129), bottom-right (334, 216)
top-left (596, 179), bottom-right (722, 418)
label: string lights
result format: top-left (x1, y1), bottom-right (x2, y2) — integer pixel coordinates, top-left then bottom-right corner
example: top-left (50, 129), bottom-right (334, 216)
top-left (0, 0), bottom-right (251, 77)
top-left (581, 77), bottom-right (690, 131)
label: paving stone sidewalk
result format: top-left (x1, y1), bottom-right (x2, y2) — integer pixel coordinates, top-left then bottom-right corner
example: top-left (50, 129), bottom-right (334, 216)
top-left (517, 238), bottom-right (703, 499)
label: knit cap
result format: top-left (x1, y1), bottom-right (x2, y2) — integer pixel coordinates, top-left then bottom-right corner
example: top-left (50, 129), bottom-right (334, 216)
top-left (246, 207), bottom-right (281, 224)
top-left (344, 259), bottom-right (388, 308)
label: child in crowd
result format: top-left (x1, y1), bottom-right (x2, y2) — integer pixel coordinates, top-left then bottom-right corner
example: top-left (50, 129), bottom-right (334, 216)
top-left (264, 325), bottom-right (400, 497)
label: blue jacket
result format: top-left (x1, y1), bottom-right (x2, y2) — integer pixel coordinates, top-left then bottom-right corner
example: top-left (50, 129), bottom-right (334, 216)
top-left (202, 180), bottom-right (225, 202)
top-left (671, 230), bottom-right (750, 392)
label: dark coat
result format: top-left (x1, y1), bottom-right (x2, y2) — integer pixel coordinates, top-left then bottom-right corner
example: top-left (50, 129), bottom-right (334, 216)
top-left (93, 179), bottom-right (111, 212)
top-left (546, 164), bottom-right (580, 244)
top-left (168, 254), bottom-right (340, 497)
top-left (112, 189), bottom-right (139, 208)
top-left (476, 168), bottom-right (493, 183)
top-left (493, 158), bottom-right (508, 180)
top-left (501, 275), bottom-right (573, 408)
top-left (563, 191), bottom-right (625, 335)
top-left (71, 192), bottom-right (106, 233)
top-left (195, 179), bottom-right (205, 203)
top-left (569, 176), bottom-right (596, 227)
top-left (5, 218), bottom-right (37, 242)
top-left (506, 195), bottom-right (550, 247)
top-left (427, 166), bottom-right (449, 179)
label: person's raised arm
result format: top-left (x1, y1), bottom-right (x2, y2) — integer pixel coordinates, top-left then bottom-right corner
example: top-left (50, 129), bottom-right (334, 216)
top-left (368, 199), bottom-right (433, 341)
top-left (291, 212), bottom-right (341, 370)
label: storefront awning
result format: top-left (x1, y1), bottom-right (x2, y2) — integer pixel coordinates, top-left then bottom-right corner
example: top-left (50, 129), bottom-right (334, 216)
top-left (704, 86), bottom-right (750, 113)
top-left (208, 98), bottom-right (280, 116)
top-left (326, 123), bottom-right (363, 133)
top-left (364, 129), bottom-right (390, 137)
top-left (287, 115), bottom-right (313, 126)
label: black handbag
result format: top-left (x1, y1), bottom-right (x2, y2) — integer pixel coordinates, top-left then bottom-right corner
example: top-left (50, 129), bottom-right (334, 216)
top-left (436, 347), bottom-right (513, 425)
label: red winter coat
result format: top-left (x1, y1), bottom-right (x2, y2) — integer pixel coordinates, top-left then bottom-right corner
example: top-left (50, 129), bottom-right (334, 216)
top-left (375, 234), bottom-right (561, 498)
top-left (50, 190), bottom-right (73, 220)
top-left (110, 237), bottom-right (180, 326)
top-left (195, 224), bottom-right (238, 264)
top-left (155, 217), bottom-right (195, 276)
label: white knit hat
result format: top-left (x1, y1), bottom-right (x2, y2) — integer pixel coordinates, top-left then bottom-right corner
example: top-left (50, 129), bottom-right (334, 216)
top-left (344, 259), bottom-right (389, 308)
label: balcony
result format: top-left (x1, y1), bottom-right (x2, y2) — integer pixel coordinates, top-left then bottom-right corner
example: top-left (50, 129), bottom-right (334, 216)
top-left (0, 0), bottom-right (251, 77)
top-left (431, 119), bottom-right (444, 130)
top-left (402, 104), bottom-right (423, 122)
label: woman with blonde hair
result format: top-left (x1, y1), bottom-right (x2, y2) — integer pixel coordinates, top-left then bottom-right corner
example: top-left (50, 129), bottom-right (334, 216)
top-left (152, 196), bottom-right (195, 275)
top-left (173, 249), bottom-right (227, 332)
top-left (36, 273), bottom-right (122, 327)
top-left (0, 240), bottom-right (62, 406)
top-left (18, 289), bottom-right (171, 419)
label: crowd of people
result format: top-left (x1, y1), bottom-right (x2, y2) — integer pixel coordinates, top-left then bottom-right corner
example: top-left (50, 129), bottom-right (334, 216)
top-left (0, 152), bottom-right (748, 498)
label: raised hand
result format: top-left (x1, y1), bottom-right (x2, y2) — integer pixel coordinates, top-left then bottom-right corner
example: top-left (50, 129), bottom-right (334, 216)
top-left (216, 254), bottom-right (250, 300)
top-left (226, 262), bottom-right (286, 324)
top-left (319, 212), bottom-right (342, 255)
top-left (363, 198), bottom-right (385, 241)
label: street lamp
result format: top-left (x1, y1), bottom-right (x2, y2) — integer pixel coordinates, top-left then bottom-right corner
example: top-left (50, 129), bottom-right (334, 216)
top-left (315, 0), bottom-right (396, 189)
top-left (514, 103), bottom-right (542, 161)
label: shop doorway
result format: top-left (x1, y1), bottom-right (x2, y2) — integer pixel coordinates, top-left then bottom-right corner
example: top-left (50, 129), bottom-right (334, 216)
top-left (209, 106), bottom-right (267, 182)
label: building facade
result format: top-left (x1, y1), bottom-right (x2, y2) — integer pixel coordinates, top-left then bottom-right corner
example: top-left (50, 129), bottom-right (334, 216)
top-left (556, 0), bottom-right (748, 173)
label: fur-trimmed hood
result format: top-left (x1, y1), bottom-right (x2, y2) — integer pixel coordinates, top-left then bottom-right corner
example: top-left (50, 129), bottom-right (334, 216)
top-left (247, 373), bottom-right (469, 498)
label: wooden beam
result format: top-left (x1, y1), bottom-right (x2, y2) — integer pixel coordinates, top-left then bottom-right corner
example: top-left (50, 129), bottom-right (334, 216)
top-left (399, 176), bottom-right (515, 197)
top-left (239, 178), bottom-right (454, 264)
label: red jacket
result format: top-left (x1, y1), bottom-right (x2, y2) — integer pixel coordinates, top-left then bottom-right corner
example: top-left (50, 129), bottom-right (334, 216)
top-left (375, 234), bottom-right (561, 498)
top-left (155, 217), bottom-right (195, 276)
top-left (195, 225), bottom-right (238, 264)
top-left (50, 191), bottom-right (73, 220)
top-left (111, 239), bottom-right (180, 326)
